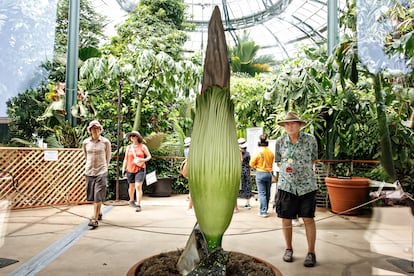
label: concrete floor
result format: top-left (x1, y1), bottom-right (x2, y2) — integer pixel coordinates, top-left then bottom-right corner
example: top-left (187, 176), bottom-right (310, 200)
top-left (0, 194), bottom-right (413, 276)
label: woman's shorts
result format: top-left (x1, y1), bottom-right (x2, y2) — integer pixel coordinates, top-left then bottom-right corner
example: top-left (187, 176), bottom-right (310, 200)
top-left (127, 168), bottom-right (146, 184)
top-left (86, 173), bottom-right (107, 202)
top-left (275, 190), bottom-right (317, 219)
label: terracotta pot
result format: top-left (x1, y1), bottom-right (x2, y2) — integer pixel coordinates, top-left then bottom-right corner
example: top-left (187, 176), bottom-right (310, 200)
top-left (325, 176), bottom-right (370, 215)
top-left (126, 251), bottom-right (282, 276)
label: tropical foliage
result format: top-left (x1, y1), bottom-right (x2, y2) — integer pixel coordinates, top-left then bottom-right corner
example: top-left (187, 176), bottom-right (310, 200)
top-left (7, 87), bottom-right (49, 145)
top-left (49, 0), bottom-right (105, 82)
top-left (6, 0), bottom-right (105, 146)
top-left (228, 31), bottom-right (276, 76)
top-left (84, 0), bottom-right (201, 136)
top-left (108, 0), bottom-right (191, 60)
top-left (4, 0), bottom-right (414, 195)
top-left (266, 0), bottom-right (414, 192)
top-left (231, 73), bottom-right (277, 136)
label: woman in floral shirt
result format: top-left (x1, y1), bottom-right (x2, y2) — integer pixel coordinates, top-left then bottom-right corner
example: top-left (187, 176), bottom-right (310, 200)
top-left (274, 111), bottom-right (318, 267)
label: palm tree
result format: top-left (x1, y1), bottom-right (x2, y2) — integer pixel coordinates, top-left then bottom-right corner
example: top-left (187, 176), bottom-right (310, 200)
top-left (229, 31), bottom-right (275, 76)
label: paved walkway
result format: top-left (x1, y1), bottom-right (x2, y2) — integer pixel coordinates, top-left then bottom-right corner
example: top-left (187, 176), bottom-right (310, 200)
top-left (0, 194), bottom-right (413, 275)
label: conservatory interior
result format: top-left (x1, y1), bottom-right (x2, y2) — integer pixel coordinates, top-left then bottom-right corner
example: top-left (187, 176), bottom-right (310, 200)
top-left (0, 0), bottom-right (413, 275)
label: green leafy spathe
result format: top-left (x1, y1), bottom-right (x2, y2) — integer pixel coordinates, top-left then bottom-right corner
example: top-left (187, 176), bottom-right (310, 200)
top-left (188, 86), bottom-right (241, 251)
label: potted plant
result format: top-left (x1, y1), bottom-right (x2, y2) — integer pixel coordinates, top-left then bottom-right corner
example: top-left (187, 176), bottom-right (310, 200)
top-left (143, 133), bottom-right (177, 197)
top-left (325, 167), bottom-right (370, 215)
top-left (323, 1), bottom-right (412, 215)
top-left (127, 6), bottom-right (282, 275)
top-left (145, 176), bottom-right (174, 197)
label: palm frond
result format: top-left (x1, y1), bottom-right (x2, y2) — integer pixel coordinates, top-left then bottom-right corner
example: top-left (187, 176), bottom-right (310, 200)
top-left (143, 132), bottom-right (167, 152)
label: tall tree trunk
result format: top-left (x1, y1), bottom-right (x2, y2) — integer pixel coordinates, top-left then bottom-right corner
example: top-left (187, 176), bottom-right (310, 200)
top-left (133, 96), bottom-right (142, 131)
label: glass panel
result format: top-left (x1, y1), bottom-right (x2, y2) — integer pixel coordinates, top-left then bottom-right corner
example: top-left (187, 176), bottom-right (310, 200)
top-left (0, 0), bottom-right (58, 117)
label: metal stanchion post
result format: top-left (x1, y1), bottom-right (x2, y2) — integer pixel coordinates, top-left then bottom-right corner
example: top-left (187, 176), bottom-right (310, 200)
top-left (115, 79), bottom-right (123, 201)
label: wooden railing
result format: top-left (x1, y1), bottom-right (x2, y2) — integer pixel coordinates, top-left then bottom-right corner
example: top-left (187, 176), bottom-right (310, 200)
top-left (315, 159), bottom-right (379, 176)
top-left (0, 147), bottom-right (86, 209)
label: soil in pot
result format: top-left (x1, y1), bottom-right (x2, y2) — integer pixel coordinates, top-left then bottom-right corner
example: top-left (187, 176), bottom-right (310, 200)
top-left (128, 250), bottom-right (281, 276)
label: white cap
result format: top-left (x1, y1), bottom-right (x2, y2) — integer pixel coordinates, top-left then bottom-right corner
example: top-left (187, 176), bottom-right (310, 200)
top-left (239, 142), bottom-right (247, 149)
top-left (237, 138), bottom-right (246, 144)
top-left (184, 137), bottom-right (191, 147)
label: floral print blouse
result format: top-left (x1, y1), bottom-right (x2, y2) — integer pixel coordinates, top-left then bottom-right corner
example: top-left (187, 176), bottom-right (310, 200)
top-left (274, 132), bottom-right (318, 196)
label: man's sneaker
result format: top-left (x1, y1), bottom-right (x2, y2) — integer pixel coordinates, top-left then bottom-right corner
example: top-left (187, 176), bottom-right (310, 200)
top-left (292, 219), bottom-right (302, 227)
top-left (135, 205), bottom-right (142, 212)
top-left (244, 204), bottom-right (251, 209)
top-left (283, 249), bottom-right (293, 262)
top-left (303, 252), bottom-right (316, 267)
top-left (129, 201), bottom-right (137, 207)
top-left (186, 209), bottom-right (195, 216)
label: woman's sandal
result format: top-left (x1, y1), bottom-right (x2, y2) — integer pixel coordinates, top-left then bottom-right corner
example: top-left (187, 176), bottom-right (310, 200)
top-left (98, 213), bottom-right (102, 220)
top-left (88, 219), bottom-right (99, 228)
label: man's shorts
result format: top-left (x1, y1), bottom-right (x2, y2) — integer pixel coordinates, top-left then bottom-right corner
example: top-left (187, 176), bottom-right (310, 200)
top-left (86, 173), bottom-right (107, 202)
top-left (275, 190), bottom-right (317, 219)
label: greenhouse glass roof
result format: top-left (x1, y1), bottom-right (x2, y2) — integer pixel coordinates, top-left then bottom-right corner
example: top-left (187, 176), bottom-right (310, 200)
top-left (183, 0), bottom-right (347, 60)
top-left (95, 0), bottom-right (347, 61)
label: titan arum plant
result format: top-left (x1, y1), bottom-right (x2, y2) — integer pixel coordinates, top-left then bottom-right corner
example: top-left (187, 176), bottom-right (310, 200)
top-left (177, 6), bottom-right (241, 275)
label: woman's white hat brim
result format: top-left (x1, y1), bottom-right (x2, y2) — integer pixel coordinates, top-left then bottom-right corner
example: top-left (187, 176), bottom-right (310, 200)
top-left (126, 130), bottom-right (140, 140)
top-left (87, 120), bottom-right (103, 131)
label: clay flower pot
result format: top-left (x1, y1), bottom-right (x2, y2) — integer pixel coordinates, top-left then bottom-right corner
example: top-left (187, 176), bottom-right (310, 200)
top-left (126, 250), bottom-right (282, 276)
top-left (325, 176), bottom-right (370, 215)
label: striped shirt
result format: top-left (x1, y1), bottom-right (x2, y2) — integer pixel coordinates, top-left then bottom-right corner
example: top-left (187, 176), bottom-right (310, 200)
top-left (82, 136), bottom-right (111, 176)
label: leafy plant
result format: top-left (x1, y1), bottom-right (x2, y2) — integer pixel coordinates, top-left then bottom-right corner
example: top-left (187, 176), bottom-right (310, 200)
top-left (6, 86), bottom-right (49, 145)
top-left (228, 30), bottom-right (276, 76)
top-left (264, 1), bottom-right (414, 195)
top-left (231, 74), bottom-right (276, 135)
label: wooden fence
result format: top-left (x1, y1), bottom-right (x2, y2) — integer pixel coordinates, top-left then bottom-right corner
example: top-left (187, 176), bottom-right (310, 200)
top-left (0, 147), bottom-right (86, 209)
top-left (0, 147), bottom-right (379, 211)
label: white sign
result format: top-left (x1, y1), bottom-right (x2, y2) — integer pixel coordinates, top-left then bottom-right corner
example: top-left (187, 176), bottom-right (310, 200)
top-left (146, 171), bottom-right (157, 186)
top-left (246, 128), bottom-right (279, 173)
top-left (246, 127), bottom-right (263, 158)
top-left (268, 139), bottom-right (276, 156)
top-left (44, 150), bottom-right (58, 161)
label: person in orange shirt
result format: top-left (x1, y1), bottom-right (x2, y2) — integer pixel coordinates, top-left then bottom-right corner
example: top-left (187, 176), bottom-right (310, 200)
top-left (122, 131), bottom-right (152, 212)
top-left (250, 134), bottom-right (274, 217)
